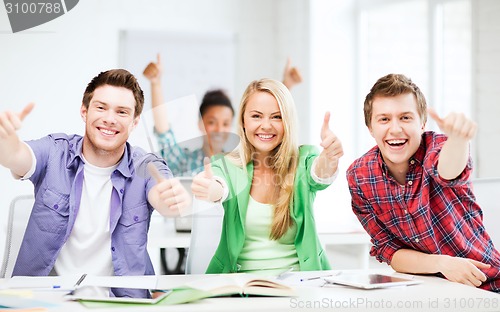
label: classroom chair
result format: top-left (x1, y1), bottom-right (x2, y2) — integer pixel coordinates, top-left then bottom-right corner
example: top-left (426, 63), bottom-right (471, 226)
top-left (185, 200), bottom-right (224, 274)
top-left (1, 195), bottom-right (34, 278)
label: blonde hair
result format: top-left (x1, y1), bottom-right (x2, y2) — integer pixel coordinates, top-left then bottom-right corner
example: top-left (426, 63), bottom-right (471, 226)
top-left (227, 78), bottom-right (299, 239)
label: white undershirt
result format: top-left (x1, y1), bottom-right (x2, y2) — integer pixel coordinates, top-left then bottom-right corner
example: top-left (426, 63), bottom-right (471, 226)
top-left (54, 156), bottom-right (116, 277)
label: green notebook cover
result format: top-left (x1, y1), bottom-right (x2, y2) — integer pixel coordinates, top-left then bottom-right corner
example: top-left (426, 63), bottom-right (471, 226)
top-left (77, 288), bottom-right (212, 308)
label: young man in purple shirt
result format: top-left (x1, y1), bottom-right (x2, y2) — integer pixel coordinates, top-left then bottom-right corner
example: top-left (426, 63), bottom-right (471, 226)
top-left (0, 69), bottom-right (190, 297)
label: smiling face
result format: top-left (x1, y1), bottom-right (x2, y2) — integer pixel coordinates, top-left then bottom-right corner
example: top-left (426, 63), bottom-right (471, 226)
top-left (199, 105), bottom-right (234, 154)
top-left (369, 93), bottom-right (425, 174)
top-left (80, 85), bottom-right (139, 166)
top-left (242, 91), bottom-right (284, 158)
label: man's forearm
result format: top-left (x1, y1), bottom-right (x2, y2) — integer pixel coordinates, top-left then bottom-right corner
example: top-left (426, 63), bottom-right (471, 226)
top-left (0, 138), bottom-right (32, 177)
top-left (391, 249), bottom-right (443, 274)
top-left (437, 137), bottom-right (469, 180)
top-left (151, 81), bottom-right (170, 133)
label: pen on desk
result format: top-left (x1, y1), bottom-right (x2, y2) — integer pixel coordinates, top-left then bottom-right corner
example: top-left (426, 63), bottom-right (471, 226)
top-left (300, 272), bottom-right (340, 282)
top-left (300, 275), bottom-right (329, 281)
top-left (276, 267), bottom-right (295, 280)
top-left (32, 285), bottom-right (64, 291)
top-left (66, 273), bottom-right (87, 296)
top-left (74, 273), bottom-right (87, 288)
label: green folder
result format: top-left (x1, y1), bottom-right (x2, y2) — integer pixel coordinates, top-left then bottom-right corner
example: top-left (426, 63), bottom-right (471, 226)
top-left (77, 288), bottom-right (213, 308)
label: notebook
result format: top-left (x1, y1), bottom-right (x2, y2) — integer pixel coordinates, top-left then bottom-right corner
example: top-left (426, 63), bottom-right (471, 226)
top-left (65, 286), bottom-right (172, 304)
top-left (324, 273), bottom-right (422, 289)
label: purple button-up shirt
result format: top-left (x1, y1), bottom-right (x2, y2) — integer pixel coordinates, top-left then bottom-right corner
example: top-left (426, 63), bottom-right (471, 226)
top-left (13, 134), bottom-right (171, 295)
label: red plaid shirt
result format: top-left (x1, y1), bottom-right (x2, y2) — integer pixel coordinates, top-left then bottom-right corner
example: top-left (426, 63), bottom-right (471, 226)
top-left (347, 131), bottom-right (500, 292)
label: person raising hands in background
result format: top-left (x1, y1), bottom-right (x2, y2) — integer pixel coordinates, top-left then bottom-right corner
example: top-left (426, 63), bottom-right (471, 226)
top-left (143, 54), bottom-right (304, 177)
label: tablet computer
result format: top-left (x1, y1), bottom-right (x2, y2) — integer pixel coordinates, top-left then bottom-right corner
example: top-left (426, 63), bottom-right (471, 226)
top-left (324, 273), bottom-right (422, 289)
top-left (65, 286), bottom-right (172, 304)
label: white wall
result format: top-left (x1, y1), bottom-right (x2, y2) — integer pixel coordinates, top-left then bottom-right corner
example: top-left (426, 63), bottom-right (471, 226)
top-left (0, 0), bottom-right (310, 262)
top-left (309, 0), bottom-right (362, 232)
top-left (473, 0), bottom-right (500, 177)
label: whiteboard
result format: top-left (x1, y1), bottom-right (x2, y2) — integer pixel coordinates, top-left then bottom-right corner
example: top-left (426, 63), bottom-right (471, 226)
top-left (119, 30), bottom-right (236, 153)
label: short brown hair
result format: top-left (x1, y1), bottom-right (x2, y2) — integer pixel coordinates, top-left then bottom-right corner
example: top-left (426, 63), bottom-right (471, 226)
top-left (82, 69), bottom-right (144, 117)
top-left (364, 74), bottom-right (427, 127)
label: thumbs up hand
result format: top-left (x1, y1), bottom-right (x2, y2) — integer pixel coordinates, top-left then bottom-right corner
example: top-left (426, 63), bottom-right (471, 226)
top-left (143, 53), bottom-right (163, 84)
top-left (315, 112), bottom-right (344, 179)
top-left (0, 103), bottom-right (34, 139)
top-left (282, 57), bottom-right (303, 89)
top-left (147, 162), bottom-right (191, 217)
top-left (427, 108), bottom-right (476, 180)
top-left (428, 108), bottom-right (477, 141)
top-left (0, 103), bottom-right (35, 175)
top-left (191, 157), bottom-right (224, 202)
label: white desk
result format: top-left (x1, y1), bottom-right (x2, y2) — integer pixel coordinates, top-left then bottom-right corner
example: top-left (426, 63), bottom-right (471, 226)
top-left (318, 232), bottom-right (372, 269)
top-left (148, 217), bottom-right (191, 249)
top-left (2, 270), bottom-right (499, 312)
top-left (147, 217), bottom-right (190, 273)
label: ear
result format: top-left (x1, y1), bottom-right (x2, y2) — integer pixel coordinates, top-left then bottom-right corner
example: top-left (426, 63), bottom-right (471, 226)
top-left (80, 104), bottom-right (87, 122)
top-left (368, 125), bottom-right (375, 138)
top-left (419, 112), bottom-right (426, 132)
top-left (131, 115), bottom-right (140, 130)
top-left (198, 118), bottom-right (206, 134)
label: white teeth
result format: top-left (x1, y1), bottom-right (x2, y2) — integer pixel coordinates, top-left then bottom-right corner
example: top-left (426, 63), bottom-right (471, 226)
top-left (100, 129), bottom-right (116, 135)
top-left (258, 134), bottom-right (273, 139)
top-left (387, 139), bottom-right (406, 144)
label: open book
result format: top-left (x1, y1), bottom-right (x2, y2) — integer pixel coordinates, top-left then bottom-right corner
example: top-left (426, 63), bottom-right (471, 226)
top-left (185, 273), bottom-right (296, 297)
top-left (4, 274), bottom-right (295, 308)
top-left (64, 274), bottom-right (296, 308)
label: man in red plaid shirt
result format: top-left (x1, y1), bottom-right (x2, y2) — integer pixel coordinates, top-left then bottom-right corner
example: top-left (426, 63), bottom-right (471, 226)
top-left (347, 73), bottom-right (500, 292)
